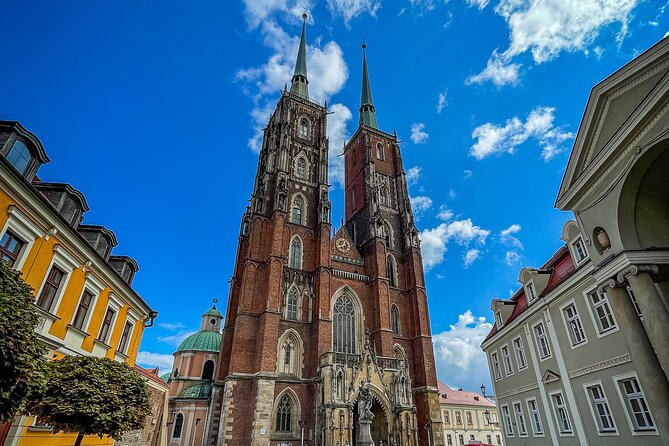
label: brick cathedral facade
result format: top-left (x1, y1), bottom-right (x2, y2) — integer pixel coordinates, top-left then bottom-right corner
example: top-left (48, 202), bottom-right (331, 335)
top-left (206, 18), bottom-right (444, 446)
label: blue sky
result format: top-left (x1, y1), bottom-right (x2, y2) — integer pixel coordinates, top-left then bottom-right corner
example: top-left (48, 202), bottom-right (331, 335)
top-left (1, 0), bottom-right (667, 392)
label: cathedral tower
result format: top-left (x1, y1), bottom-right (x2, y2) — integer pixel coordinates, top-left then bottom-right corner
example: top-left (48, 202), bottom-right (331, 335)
top-left (210, 24), bottom-right (443, 446)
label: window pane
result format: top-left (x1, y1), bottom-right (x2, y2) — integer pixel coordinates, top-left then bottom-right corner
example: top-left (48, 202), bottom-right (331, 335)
top-left (6, 140), bottom-right (32, 174)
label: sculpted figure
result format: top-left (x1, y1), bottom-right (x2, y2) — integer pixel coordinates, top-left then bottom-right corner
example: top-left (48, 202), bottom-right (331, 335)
top-left (357, 382), bottom-right (374, 422)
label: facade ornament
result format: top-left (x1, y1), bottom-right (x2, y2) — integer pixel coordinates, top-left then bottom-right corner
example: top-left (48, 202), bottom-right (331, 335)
top-left (357, 382), bottom-right (375, 422)
top-left (616, 264), bottom-right (659, 283)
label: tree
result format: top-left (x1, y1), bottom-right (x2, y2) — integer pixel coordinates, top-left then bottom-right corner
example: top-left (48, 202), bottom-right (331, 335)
top-left (0, 260), bottom-right (47, 422)
top-left (27, 355), bottom-right (150, 446)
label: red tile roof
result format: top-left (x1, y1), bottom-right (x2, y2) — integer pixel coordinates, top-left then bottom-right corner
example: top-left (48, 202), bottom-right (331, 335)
top-left (484, 246), bottom-right (576, 343)
top-left (135, 365), bottom-right (170, 389)
top-left (437, 381), bottom-right (496, 407)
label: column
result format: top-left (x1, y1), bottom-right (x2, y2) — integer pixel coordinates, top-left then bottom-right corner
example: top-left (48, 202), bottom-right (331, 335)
top-left (623, 267), bottom-right (669, 380)
top-left (603, 280), bottom-right (669, 438)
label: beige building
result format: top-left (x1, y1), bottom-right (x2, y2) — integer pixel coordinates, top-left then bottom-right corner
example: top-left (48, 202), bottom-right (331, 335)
top-left (438, 382), bottom-right (502, 446)
top-left (481, 36), bottom-right (669, 445)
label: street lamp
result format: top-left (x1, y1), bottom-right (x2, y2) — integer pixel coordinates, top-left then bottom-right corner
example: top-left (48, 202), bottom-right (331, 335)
top-left (480, 384), bottom-right (486, 397)
top-left (299, 420), bottom-right (307, 446)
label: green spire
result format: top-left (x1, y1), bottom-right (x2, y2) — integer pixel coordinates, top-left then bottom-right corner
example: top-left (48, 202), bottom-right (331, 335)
top-left (290, 14), bottom-right (309, 99)
top-left (359, 43), bottom-right (378, 129)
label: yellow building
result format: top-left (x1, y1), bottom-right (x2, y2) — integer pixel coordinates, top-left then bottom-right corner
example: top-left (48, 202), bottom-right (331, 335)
top-left (0, 121), bottom-right (157, 446)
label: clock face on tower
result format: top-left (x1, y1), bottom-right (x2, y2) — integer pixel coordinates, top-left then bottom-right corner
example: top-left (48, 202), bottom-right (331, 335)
top-left (335, 238), bottom-right (351, 253)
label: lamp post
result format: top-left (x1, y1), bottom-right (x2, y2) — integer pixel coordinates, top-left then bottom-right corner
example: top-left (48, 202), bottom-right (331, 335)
top-left (299, 420), bottom-right (307, 446)
top-left (480, 384), bottom-right (500, 427)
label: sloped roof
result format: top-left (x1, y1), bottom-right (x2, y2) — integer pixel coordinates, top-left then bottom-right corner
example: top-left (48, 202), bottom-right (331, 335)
top-left (176, 330), bottom-right (221, 353)
top-left (134, 365), bottom-right (169, 389)
top-left (437, 381), bottom-right (495, 407)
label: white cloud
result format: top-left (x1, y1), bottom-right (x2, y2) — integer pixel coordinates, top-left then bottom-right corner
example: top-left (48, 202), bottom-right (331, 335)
top-left (436, 89), bottom-right (448, 113)
top-left (505, 250), bottom-right (522, 266)
top-left (410, 122), bottom-right (429, 144)
top-left (407, 166), bottom-right (422, 186)
top-left (327, 103), bottom-right (353, 187)
top-left (241, 0), bottom-right (315, 28)
top-left (327, 0), bottom-right (381, 24)
top-left (470, 106), bottom-right (574, 161)
top-left (466, 0), bottom-right (491, 9)
top-left (500, 224), bottom-right (523, 249)
top-left (466, 50), bottom-right (521, 87)
top-left (448, 188), bottom-right (457, 199)
top-left (136, 351), bottom-right (174, 374)
top-left (433, 311), bottom-right (494, 391)
top-left (463, 249), bottom-right (482, 268)
top-left (463, 169), bottom-right (473, 179)
top-left (410, 195), bottom-right (433, 220)
top-left (419, 218), bottom-right (490, 270)
top-left (157, 330), bottom-right (195, 347)
top-left (437, 205), bottom-right (454, 221)
top-left (158, 322), bottom-right (185, 331)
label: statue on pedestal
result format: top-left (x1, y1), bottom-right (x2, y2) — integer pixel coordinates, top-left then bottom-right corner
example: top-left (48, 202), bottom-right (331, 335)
top-left (357, 382), bottom-right (375, 446)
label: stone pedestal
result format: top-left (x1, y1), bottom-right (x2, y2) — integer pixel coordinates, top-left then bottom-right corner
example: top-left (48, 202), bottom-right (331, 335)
top-left (357, 420), bottom-right (375, 446)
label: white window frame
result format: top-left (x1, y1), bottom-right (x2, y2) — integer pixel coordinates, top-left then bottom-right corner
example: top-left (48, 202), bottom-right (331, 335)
top-left (560, 300), bottom-right (588, 348)
top-left (550, 390), bottom-right (574, 436)
top-left (583, 380), bottom-right (618, 435)
top-left (571, 236), bottom-right (589, 265)
top-left (613, 372), bottom-right (657, 436)
top-left (491, 351), bottom-right (502, 381)
top-left (525, 281), bottom-right (538, 303)
top-left (35, 245), bottom-right (79, 314)
top-left (501, 344), bottom-right (514, 376)
top-left (626, 285), bottom-right (643, 319)
top-left (71, 273), bottom-right (105, 333)
top-left (532, 321), bottom-right (552, 360)
top-left (584, 288), bottom-right (618, 338)
top-left (0, 205), bottom-right (43, 271)
top-left (513, 401), bottom-right (528, 437)
top-left (526, 397), bottom-right (544, 436)
top-left (98, 293), bottom-right (122, 344)
top-left (512, 336), bottom-right (528, 370)
top-left (501, 404), bottom-right (514, 437)
top-left (494, 310), bottom-right (503, 328)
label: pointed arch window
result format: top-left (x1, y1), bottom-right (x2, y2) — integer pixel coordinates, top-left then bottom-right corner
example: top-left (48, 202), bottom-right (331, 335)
top-left (384, 222), bottom-right (393, 249)
top-left (286, 288), bottom-right (299, 320)
top-left (380, 187), bottom-right (389, 207)
top-left (172, 413), bottom-right (184, 438)
top-left (291, 195), bottom-right (304, 224)
top-left (289, 237), bottom-right (302, 269)
top-left (376, 143), bottom-right (385, 160)
top-left (333, 293), bottom-right (357, 354)
top-left (298, 119), bottom-right (309, 140)
top-left (391, 305), bottom-right (400, 336)
top-left (387, 254), bottom-right (397, 287)
top-left (202, 360), bottom-right (215, 380)
top-left (296, 157), bottom-right (307, 179)
top-left (275, 394), bottom-right (293, 432)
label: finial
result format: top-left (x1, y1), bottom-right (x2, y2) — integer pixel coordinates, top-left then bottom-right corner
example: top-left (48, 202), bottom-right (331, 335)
top-left (362, 42), bottom-right (367, 50)
top-left (302, 12), bottom-right (307, 21)
top-left (213, 298), bottom-right (218, 308)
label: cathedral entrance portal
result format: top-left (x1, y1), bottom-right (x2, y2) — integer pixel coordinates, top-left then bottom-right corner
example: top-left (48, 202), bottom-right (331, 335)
top-left (352, 386), bottom-right (390, 446)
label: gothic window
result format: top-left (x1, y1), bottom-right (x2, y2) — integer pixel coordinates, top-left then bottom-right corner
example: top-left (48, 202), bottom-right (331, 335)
top-left (202, 360), bottom-right (215, 380)
top-left (380, 186), bottom-right (389, 207)
top-left (333, 292), bottom-right (358, 354)
top-left (284, 343), bottom-right (292, 371)
top-left (6, 140), bottom-right (33, 174)
top-left (291, 195), bottom-right (304, 224)
top-left (384, 222), bottom-right (393, 249)
top-left (286, 288), bottom-right (299, 320)
top-left (288, 236), bottom-right (302, 269)
top-left (278, 331), bottom-right (302, 376)
top-left (387, 254), bottom-right (397, 287)
top-left (298, 119), bottom-right (309, 140)
top-left (376, 143), bottom-right (385, 160)
top-left (275, 394), bottom-right (293, 432)
top-left (391, 305), bottom-right (400, 336)
top-left (296, 157), bottom-right (307, 179)
top-left (172, 413), bottom-right (184, 438)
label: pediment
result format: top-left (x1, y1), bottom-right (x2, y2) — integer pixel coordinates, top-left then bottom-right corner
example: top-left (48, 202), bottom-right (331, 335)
top-left (331, 225), bottom-right (363, 263)
top-left (556, 37), bottom-right (669, 210)
top-left (542, 369), bottom-right (561, 384)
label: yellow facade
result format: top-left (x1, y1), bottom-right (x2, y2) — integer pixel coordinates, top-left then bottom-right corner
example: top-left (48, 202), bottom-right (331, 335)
top-left (0, 121), bottom-right (155, 446)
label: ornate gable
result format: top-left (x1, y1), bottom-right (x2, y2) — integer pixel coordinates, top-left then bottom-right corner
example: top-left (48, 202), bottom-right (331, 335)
top-left (331, 225), bottom-right (363, 264)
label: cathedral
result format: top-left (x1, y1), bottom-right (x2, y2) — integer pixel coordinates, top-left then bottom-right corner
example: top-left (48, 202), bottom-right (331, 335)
top-left (206, 16), bottom-right (444, 446)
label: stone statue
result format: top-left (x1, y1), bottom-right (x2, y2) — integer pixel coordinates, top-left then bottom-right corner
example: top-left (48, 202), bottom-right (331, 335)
top-left (357, 382), bottom-right (374, 422)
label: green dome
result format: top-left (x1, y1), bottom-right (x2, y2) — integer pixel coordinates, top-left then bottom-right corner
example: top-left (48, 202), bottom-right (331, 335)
top-left (160, 372), bottom-right (171, 382)
top-left (178, 383), bottom-right (212, 399)
top-left (203, 306), bottom-right (222, 317)
top-left (176, 330), bottom-right (221, 353)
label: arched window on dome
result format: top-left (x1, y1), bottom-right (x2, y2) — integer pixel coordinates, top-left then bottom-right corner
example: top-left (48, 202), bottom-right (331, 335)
top-left (291, 195), bottom-right (304, 225)
top-left (289, 236), bottom-right (303, 269)
top-left (298, 119), bottom-right (310, 140)
top-left (172, 413), bottom-right (184, 438)
top-left (387, 254), bottom-right (397, 287)
top-left (333, 292), bottom-right (358, 354)
top-left (380, 186), bottom-right (389, 207)
top-left (286, 287), bottom-right (299, 320)
top-left (391, 305), bottom-right (400, 336)
top-left (296, 157), bottom-right (307, 179)
top-left (275, 394), bottom-right (293, 432)
top-left (202, 360), bottom-right (215, 380)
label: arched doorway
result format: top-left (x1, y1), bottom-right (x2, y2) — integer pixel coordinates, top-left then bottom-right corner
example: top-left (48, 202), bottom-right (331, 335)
top-left (352, 391), bottom-right (391, 445)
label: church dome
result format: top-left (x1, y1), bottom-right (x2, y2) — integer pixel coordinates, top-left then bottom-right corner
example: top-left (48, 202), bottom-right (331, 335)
top-left (202, 306), bottom-right (222, 318)
top-left (178, 383), bottom-right (212, 399)
top-left (176, 330), bottom-right (221, 353)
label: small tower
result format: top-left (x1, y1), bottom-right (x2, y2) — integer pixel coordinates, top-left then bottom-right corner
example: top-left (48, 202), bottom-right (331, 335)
top-left (166, 301), bottom-right (223, 445)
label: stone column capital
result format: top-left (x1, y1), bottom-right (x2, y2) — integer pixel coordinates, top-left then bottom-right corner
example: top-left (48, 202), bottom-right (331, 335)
top-left (616, 264), bottom-right (659, 283)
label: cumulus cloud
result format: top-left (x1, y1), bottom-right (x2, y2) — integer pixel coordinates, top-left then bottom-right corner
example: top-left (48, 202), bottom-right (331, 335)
top-left (470, 106), bottom-right (574, 161)
top-left (136, 351), bottom-right (174, 374)
top-left (505, 250), bottom-right (522, 266)
top-left (327, 103), bottom-right (353, 187)
top-left (433, 311), bottom-right (494, 391)
top-left (406, 166), bottom-right (422, 186)
top-left (241, 0), bottom-right (315, 28)
top-left (410, 123), bottom-right (429, 144)
top-left (327, 0), bottom-right (381, 24)
top-left (500, 224), bottom-right (523, 249)
top-left (436, 89), bottom-right (448, 113)
top-left (437, 205), bottom-right (454, 221)
top-left (419, 218), bottom-right (490, 270)
top-left (463, 249), bottom-right (482, 268)
top-left (410, 195), bottom-right (433, 220)
top-left (468, 0), bottom-right (640, 86)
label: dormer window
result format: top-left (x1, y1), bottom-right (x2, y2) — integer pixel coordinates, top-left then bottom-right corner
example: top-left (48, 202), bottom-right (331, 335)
top-left (571, 237), bottom-right (588, 264)
top-left (6, 140), bottom-right (32, 174)
top-left (495, 310), bottom-right (503, 328)
top-left (526, 281), bottom-right (537, 303)
top-left (561, 220), bottom-right (590, 267)
top-left (298, 119), bottom-right (309, 139)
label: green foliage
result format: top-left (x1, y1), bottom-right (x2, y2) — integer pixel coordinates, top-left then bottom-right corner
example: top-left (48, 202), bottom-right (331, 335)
top-left (0, 260), bottom-right (48, 422)
top-left (27, 355), bottom-right (150, 440)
